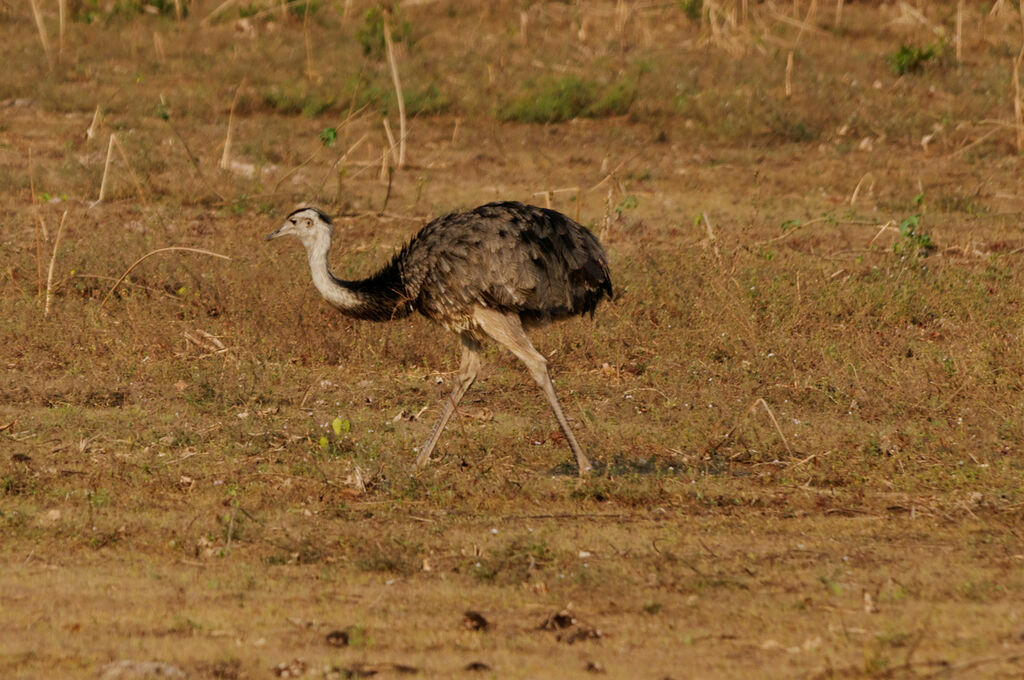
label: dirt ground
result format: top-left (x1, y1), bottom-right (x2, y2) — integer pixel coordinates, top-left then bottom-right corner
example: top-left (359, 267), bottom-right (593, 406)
top-left (3, 1), bottom-right (1024, 678)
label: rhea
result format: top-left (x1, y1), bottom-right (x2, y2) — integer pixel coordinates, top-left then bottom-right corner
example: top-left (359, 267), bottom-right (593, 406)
top-left (266, 201), bottom-right (613, 476)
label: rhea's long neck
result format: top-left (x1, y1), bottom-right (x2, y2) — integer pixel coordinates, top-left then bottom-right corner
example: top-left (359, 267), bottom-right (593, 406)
top-left (304, 232), bottom-right (410, 322)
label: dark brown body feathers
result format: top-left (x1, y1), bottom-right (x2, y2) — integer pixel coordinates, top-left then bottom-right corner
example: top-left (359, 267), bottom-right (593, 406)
top-left (361, 201), bottom-right (612, 333)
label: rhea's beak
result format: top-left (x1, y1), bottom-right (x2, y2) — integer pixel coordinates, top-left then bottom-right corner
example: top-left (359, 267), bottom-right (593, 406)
top-left (265, 224), bottom-right (286, 241)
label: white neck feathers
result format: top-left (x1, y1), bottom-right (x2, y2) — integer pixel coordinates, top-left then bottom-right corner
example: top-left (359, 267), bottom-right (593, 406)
top-left (304, 231), bottom-right (363, 311)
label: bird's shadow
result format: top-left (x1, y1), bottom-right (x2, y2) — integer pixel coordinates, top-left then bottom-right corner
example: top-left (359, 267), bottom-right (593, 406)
top-left (547, 456), bottom-right (688, 478)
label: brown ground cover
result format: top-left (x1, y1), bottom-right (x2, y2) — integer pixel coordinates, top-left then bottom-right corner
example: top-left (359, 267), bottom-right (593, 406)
top-left (3, 1), bottom-right (1024, 677)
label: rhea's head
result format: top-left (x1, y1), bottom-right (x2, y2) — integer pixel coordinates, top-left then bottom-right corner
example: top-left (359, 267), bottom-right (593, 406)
top-left (265, 207), bottom-right (333, 248)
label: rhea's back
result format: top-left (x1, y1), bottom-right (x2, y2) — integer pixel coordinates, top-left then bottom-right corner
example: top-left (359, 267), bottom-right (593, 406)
top-left (396, 202), bottom-right (613, 332)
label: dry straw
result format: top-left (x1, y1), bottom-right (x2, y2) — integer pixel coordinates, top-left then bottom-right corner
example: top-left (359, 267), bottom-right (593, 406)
top-left (303, 1), bottom-right (314, 78)
top-left (95, 134), bottom-right (148, 206)
top-left (201, 0), bottom-right (238, 26)
top-left (29, 0), bottom-right (53, 69)
top-left (701, 213), bottom-right (722, 266)
top-left (717, 398), bottom-right (794, 456)
top-left (29, 150), bottom-right (44, 296)
top-left (850, 172), bottom-right (875, 206)
top-left (785, 51), bottom-right (794, 97)
top-left (58, 0), bottom-right (66, 56)
top-left (530, 187), bottom-right (579, 211)
top-left (220, 80), bottom-right (246, 171)
top-left (86, 105), bottom-right (102, 141)
top-left (955, 0), bottom-right (964, 64)
top-left (1015, 2), bottom-right (1024, 152)
top-left (96, 135), bottom-right (116, 203)
top-left (44, 211), bottom-right (70, 318)
top-left (382, 118), bottom-right (397, 164)
top-left (383, 14), bottom-right (407, 169)
top-left (153, 32), bottom-right (166, 64)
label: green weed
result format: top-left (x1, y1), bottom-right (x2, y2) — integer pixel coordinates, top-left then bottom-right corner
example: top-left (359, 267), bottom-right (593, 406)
top-left (894, 214), bottom-right (934, 258)
top-left (887, 44), bottom-right (936, 76)
top-left (319, 127), bottom-right (338, 147)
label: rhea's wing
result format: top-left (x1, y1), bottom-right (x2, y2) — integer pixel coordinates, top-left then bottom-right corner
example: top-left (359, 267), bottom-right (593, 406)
top-left (399, 202), bottom-right (612, 325)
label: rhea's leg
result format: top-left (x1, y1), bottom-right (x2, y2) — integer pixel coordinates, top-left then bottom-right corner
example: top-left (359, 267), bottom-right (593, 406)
top-left (472, 307), bottom-right (592, 476)
top-left (414, 335), bottom-right (482, 468)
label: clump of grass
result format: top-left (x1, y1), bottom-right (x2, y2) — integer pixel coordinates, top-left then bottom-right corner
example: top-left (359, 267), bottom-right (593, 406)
top-left (470, 538), bottom-right (556, 585)
top-left (262, 85), bottom-right (335, 118)
top-left (353, 537), bottom-right (423, 575)
top-left (767, 108), bottom-right (821, 143)
top-left (288, 0), bottom-right (319, 18)
top-left (499, 75), bottom-right (636, 123)
top-left (500, 76), bottom-right (597, 123)
top-left (404, 83), bottom-right (450, 116)
top-left (679, 0), bottom-right (703, 21)
top-left (887, 44), bottom-right (936, 75)
top-left (356, 5), bottom-right (413, 60)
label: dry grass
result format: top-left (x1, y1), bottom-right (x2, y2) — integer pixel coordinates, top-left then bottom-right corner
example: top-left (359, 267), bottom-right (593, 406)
top-left (3, 1), bottom-right (1024, 678)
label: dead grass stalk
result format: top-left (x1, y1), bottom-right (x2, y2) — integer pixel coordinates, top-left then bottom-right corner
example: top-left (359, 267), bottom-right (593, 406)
top-left (219, 80), bottom-right (246, 171)
top-left (86, 106), bottom-right (102, 141)
top-left (955, 0), bottom-right (964, 63)
top-left (701, 212), bottom-right (722, 265)
top-left (58, 0), bottom-right (66, 57)
top-left (850, 172), bottom-right (875, 205)
top-left (153, 32), bottom-right (166, 64)
top-left (29, 149), bottom-right (44, 296)
top-left (382, 118), bottom-right (397, 164)
top-left (303, 1), bottom-right (314, 79)
top-left (1015, 3), bottom-right (1024, 152)
top-left (111, 135), bottom-right (149, 206)
top-left (44, 210), bottom-right (70, 318)
top-left (383, 15), bottom-right (407, 169)
top-left (785, 51), bottom-right (794, 97)
top-left (96, 134), bottom-right (116, 204)
top-left (28, 0), bottom-right (53, 69)
top-left (201, 0), bottom-right (238, 27)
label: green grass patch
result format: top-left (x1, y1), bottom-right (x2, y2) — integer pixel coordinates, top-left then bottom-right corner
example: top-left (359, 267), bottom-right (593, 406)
top-left (499, 75), bottom-right (637, 123)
